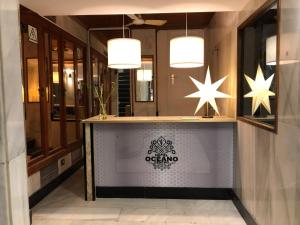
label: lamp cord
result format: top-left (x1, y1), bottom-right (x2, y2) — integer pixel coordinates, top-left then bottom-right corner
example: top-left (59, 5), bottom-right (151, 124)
top-left (123, 14), bottom-right (125, 38)
top-left (185, 13), bottom-right (187, 36)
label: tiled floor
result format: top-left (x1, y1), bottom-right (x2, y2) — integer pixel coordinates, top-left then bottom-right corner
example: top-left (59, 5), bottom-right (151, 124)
top-left (32, 169), bottom-right (246, 225)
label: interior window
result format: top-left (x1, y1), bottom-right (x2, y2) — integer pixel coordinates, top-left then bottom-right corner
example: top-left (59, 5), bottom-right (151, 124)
top-left (135, 56), bottom-right (154, 102)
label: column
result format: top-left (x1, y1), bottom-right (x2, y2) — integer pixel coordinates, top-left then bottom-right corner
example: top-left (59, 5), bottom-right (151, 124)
top-left (0, 0), bottom-right (30, 224)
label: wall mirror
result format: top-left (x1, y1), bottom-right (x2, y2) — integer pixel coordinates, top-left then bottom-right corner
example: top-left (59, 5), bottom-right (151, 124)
top-left (237, 0), bottom-right (279, 132)
top-left (135, 56), bottom-right (154, 102)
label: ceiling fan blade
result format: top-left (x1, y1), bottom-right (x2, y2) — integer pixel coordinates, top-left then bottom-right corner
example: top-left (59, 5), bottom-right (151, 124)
top-left (125, 22), bottom-right (135, 27)
top-left (127, 14), bottom-right (140, 21)
top-left (144, 20), bottom-right (167, 26)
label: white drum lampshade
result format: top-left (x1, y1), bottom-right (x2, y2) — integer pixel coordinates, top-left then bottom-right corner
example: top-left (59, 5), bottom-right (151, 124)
top-left (266, 35), bottom-right (276, 66)
top-left (170, 36), bottom-right (204, 68)
top-left (266, 34), bottom-right (300, 65)
top-left (108, 38), bottom-right (141, 69)
top-left (137, 69), bottom-right (152, 81)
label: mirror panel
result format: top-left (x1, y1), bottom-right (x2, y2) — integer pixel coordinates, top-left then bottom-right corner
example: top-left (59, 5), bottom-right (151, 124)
top-left (135, 56), bottom-right (154, 102)
top-left (237, 1), bottom-right (278, 132)
top-left (21, 23), bottom-right (43, 160)
top-left (49, 34), bottom-right (62, 150)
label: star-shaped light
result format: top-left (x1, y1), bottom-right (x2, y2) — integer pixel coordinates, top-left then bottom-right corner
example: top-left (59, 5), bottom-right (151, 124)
top-left (185, 66), bottom-right (230, 115)
top-left (244, 65), bottom-right (275, 115)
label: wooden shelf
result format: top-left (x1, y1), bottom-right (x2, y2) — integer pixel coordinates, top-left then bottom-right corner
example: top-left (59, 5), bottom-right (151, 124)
top-left (82, 116), bottom-right (236, 124)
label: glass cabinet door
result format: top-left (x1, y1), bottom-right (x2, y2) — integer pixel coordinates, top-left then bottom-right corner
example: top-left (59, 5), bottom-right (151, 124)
top-left (21, 22), bottom-right (43, 160)
top-left (92, 54), bottom-right (100, 115)
top-left (76, 47), bottom-right (86, 119)
top-left (63, 40), bottom-right (77, 144)
top-left (48, 34), bottom-right (62, 151)
top-left (76, 47), bottom-right (86, 139)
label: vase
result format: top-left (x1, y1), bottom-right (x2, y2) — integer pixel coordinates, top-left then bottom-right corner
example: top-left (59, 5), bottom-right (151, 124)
top-left (99, 103), bottom-right (107, 120)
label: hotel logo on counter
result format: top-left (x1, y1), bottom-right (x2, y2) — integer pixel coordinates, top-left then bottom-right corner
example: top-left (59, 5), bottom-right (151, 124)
top-left (145, 136), bottom-right (178, 170)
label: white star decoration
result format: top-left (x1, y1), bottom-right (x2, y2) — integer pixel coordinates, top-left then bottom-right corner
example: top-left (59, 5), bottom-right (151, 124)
top-left (185, 67), bottom-right (230, 115)
top-left (244, 65), bottom-right (275, 115)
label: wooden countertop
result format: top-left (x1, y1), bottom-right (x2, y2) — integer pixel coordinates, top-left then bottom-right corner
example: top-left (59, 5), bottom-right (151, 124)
top-left (81, 116), bottom-right (236, 124)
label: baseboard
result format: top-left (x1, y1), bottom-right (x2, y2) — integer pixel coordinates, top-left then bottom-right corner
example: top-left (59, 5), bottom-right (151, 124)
top-left (232, 192), bottom-right (258, 225)
top-left (29, 160), bottom-right (82, 209)
top-left (96, 186), bottom-right (234, 200)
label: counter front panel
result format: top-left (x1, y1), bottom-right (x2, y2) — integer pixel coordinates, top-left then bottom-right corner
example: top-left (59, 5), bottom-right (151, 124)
top-left (93, 122), bottom-right (234, 189)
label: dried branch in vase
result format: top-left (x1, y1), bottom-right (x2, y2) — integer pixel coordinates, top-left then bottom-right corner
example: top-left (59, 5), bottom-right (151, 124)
top-left (94, 82), bottom-right (116, 119)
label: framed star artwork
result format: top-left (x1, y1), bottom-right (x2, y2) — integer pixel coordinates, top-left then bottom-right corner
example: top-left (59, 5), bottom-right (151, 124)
top-left (237, 0), bottom-right (279, 133)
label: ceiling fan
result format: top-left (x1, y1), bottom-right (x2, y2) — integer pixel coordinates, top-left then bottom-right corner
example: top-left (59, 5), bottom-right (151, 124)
top-left (126, 14), bottom-right (167, 26)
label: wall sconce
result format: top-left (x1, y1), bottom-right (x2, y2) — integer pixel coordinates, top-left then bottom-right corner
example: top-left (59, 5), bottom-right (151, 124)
top-left (52, 71), bottom-right (59, 84)
top-left (67, 72), bottom-right (73, 86)
top-left (63, 68), bottom-right (74, 86)
top-left (22, 84), bottom-right (24, 102)
top-left (170, 74), bottom-right (175, 85)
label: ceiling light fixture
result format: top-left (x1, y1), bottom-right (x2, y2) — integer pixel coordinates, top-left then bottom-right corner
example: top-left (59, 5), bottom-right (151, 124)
top-left (170, 13), bottom-right (204, 68)
top-left (266, 35), bottom-right (276, 66)
top-left (137, 69), bottom-right (152, 81)
top-left (108, 14), bottom-right (141, 69)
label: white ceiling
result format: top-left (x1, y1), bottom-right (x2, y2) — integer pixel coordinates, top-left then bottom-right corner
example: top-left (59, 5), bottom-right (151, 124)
top-left (20, 0), bottom-right (248, 15)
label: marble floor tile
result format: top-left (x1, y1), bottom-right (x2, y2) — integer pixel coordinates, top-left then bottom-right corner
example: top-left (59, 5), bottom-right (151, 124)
top-left (32, 169), bottom-right (246, 225)
top-left (33, 207), bottom-right (121, 220)
top-left (71, 221), bottom-right (164, 225)
top-left (118, 208), bottom-right (170, 222)
top-left (166, 199), bottom-right (237, 212)
top-left (85, 198), bottom-right (167, 209)
top-left (165, 209), bottom-right (209, 224)
top-left (32, 219), bottom-right (73, 225)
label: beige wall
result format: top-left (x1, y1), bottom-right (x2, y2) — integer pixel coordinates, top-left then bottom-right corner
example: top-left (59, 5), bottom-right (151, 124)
top-left (206, 12), bottom-right (237, 118)
top-left (55, 16), bottom-right (106, 55)
top-left (208, 0), bottom-right (300, 225)
top-left (157, 29), bottom-right (206, 116)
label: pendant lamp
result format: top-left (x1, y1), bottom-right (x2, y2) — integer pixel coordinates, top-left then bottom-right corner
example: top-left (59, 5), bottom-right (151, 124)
top-left (266, 34), bottom-right (300, 66)
top-left (137, 69), bottom-right (152, 81)
top-left (108, 15), bottom-right (141, 69)
top-left (266, 35), bottom-right (276, 66)
top-left (170, 13), bottom-right (204, 68)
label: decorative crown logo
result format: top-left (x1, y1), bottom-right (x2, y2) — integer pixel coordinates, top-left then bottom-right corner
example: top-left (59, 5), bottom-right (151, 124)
top-left (145, 136), bottom-right (178, 170)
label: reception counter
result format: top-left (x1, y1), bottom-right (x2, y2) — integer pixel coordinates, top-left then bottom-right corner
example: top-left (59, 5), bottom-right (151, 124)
top-left (82, 116), bottom-right (236, 201)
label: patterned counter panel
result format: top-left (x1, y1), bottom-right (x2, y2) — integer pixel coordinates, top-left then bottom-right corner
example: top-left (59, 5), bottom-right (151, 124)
top-left (93, 123), bottom-right (234, 188)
